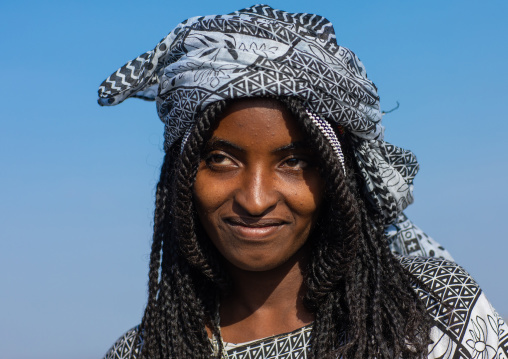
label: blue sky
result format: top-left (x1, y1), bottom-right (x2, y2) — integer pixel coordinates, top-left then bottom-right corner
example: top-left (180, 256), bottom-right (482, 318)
top-left (1, 1), bottom-right (507, 358)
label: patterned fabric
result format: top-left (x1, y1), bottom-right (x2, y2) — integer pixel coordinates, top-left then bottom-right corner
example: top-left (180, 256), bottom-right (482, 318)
top-left (97, 4), bottom-right (418, 225)
top-left (387, 213), bottom-right (454, 260)
top-left (402, 256), bottom-right (508, 359)
top-left (103, 326), bottom-right (141, 359)
top-left (102, 257), bottom-right (508, 359)
top-left (220, 325), bottom-right (313, 358)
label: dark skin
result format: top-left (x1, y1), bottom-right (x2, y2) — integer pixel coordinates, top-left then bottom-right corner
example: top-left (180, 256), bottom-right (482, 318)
top-left (194, 98), bottom-right (322, 343)
top-left (218, 244), bottom-right (313, 343)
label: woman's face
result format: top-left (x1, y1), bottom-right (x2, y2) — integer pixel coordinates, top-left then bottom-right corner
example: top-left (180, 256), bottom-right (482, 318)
top-left (193, 98), bottom-right (324, 272)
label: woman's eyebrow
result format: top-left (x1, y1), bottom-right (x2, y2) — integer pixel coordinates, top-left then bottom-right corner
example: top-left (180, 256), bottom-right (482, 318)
top-left (205, 138), bottom-right (245, 153)
top-left (271, 141), bottom-right (309, 154)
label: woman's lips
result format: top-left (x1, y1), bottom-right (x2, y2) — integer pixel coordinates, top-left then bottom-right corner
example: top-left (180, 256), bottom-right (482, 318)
top-left (224, 217), bottom-right (287, 239)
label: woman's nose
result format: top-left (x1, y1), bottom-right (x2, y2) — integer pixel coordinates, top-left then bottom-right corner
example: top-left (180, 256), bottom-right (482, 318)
top-left (234, 167), bottom-right (278, 216)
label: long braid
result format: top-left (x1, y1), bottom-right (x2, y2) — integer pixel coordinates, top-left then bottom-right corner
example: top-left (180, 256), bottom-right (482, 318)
top-left (136, 151), bottom-right (175, 359)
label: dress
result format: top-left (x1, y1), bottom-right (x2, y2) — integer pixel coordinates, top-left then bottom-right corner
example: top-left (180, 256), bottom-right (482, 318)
top-left (102, 256), bottom-right (508, 359)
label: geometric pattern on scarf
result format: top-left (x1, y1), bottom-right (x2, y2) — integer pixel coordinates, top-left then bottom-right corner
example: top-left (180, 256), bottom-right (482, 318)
top-left (400, 256), bottom-right (481, 340)
top-left (399, 256), bottom-right (508, 359)
top-left (354, 140), bottom-right (419, 223)
top-left (103, 326), bottom-right (141, 359)
top-left (387, 213), bottom-right (454, 260)
top-left (98, 4), bottom-right (416, 225)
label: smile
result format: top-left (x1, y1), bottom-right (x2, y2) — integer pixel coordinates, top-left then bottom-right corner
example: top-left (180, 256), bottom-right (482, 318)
top-left (224, 217), bottom-right (288, 240)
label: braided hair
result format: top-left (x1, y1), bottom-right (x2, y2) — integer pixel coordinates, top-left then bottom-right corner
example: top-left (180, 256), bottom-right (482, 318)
top-left (135, 97), bottom-right (432, 359)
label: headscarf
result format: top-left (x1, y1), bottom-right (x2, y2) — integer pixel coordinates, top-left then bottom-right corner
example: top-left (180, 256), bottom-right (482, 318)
top-left (97, 4), bottom-right (453, 258)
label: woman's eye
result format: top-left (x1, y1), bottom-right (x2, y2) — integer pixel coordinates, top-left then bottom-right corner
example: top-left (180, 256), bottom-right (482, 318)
top-left (205, 153), bottom-right (236, 168)
top-left (281, 157), bottom-right (308, 169)
top-left (208, 154), bottom-right (226, 163)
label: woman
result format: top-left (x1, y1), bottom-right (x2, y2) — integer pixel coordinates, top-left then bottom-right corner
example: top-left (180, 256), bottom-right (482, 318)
top-left (98, 5), bottom-right (507, 358)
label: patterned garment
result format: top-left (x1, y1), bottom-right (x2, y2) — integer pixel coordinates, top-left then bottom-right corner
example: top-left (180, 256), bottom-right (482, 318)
top-left (218, 326), bottom-right (312, 358)
top-left (102, 257), bottom-right (508, 359)
top-left (386, 213), bottom-right (454, 260)
top-left (97, 4), bottom-right (418, 226)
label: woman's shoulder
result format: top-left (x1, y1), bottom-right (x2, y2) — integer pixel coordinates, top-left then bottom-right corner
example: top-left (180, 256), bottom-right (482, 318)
top-left (397, 255), bottom-right (478, 294)
top-left (397, 255), bottom-right (485, 320)
top-left (397, 255), bottom-right (483, 328)
top-left (397, 255), bottom-right (508, 358)
top-left (103, 326), bottom-right (142, 359)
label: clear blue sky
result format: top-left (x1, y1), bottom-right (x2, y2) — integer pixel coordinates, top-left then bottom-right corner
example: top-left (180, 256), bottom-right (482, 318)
top-left (1, 1), bottom-right (507, 358)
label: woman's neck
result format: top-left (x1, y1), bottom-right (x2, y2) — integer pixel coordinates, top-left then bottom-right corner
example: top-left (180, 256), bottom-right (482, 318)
top-left (218, 248), bottom-right (314, 343)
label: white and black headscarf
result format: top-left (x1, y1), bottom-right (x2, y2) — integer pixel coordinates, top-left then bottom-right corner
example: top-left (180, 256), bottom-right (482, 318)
top-left (98, 4), bottom-right (453, 259)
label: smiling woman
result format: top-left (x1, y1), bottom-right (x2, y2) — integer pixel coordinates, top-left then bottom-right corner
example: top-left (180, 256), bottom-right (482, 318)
top-left (97, 4), bottom-right (508, 359)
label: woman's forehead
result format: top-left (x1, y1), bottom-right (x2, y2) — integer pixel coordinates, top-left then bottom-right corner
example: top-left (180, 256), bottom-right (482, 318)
top-left (211, 98), bottom-right (306, 147)
top-left (221, 97), bottom-right (290, 120)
